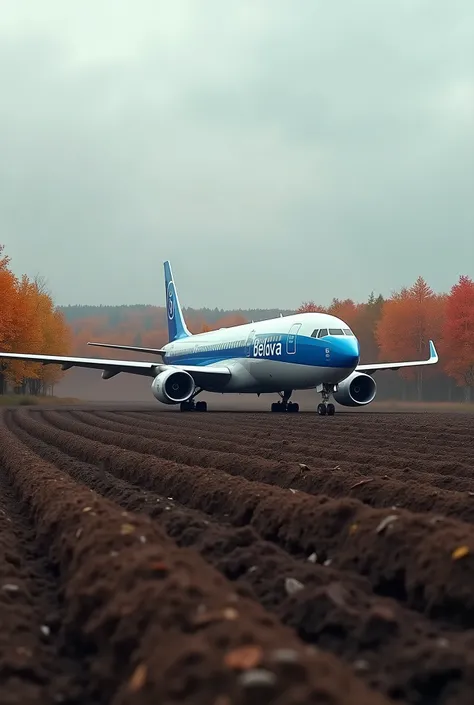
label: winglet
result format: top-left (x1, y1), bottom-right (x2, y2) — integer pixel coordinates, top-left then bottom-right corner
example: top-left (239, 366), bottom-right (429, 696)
top-left (164, 261), bottom-right (191, 342)
top-left (429, 340), bottom-right (438, 363)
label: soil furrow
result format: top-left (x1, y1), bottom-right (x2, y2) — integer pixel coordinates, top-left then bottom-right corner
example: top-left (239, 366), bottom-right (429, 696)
top-left (62, 409), bottom-right (474, 524)
top-left (96, 410), bottom-right (474, 482)
top-left (0, 411), bottom-right (387, 705)
top-left (113, 410), bottom-right (474, 464)
top-left (9, 410), bottom-right (474, 705)
top-left (125, 410), bottom-right (474, 451)
top-left (0, 472), bottom-right (84, 704)
top-left (6, 405), bottom-right (474, 705)
top-left (19, 409), bottom-right (474, 629)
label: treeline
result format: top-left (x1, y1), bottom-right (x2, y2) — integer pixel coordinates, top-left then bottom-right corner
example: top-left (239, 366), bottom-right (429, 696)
top-left (60, 305), bottom-right (293, 327)
top-left (2, 238), bottom-right (472, 403)
top-left (61, 274), bottom-right (474, 403)
top-left (297, 276), bottom-right (474, 402)
top-left (0, 245), bottom-right (71, 395)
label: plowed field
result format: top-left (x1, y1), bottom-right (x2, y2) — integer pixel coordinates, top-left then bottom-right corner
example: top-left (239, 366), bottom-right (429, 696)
top-left (1, 407), bottom-right (474, 705)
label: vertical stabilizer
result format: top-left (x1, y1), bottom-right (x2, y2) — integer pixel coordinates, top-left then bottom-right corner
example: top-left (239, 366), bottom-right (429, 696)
top-left (163, 261), bottom-right (191, 342)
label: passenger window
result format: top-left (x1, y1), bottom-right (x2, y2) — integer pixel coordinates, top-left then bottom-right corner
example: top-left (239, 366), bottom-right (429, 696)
top-left (317, 329), bottom-right (328, 338)
top-left (311, 329), bottom-right (319, 338)
top-left (329, 328), bottom-right (343, 335)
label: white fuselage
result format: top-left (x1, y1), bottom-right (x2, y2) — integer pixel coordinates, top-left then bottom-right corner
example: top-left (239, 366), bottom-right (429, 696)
top-left (162, 312), bottom-right (360, 394)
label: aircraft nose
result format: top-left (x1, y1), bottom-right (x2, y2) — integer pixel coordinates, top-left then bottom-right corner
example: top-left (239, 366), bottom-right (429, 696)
top-left (329, 336), bottom-right (360, 368)
top-left (342, 337), bottom-right (360, 367)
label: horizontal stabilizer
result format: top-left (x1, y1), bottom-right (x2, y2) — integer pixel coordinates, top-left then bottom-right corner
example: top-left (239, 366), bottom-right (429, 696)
top-left (87, 342), bottom-right (166, 357)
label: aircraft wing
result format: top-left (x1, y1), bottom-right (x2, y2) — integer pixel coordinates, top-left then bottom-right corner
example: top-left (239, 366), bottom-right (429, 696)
top-left (356, 340), bottom-right (438, 375)
top-left (0, 351), bottom-right (231, 383)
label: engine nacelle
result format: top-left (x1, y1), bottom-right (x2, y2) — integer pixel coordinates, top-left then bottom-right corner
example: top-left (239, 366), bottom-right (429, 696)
top-left (151, 369), bottom-right (195, 405)
top-left (333, 372), bottom-right (377, 407)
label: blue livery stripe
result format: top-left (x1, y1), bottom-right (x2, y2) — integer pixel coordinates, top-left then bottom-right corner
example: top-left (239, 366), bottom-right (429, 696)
top-left (164, 333), bottom-right (360, 369)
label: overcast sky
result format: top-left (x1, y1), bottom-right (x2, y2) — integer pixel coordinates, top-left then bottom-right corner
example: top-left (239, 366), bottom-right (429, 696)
top-left (1, 1), bottom-right (473, 309)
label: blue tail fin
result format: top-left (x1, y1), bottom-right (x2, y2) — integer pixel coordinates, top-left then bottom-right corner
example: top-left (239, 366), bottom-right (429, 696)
top-left (164, 261), bottom-right (191, 342)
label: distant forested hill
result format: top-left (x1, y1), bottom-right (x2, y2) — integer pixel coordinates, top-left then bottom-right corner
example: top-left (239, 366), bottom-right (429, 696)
top-left (59, 304), bottom-right (294, 326)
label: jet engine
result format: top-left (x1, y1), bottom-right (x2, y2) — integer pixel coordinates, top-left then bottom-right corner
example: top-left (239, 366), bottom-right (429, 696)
top-left (151, 369), bottom-right (195, 404)
top-left (333, 372), bottom-right (376, 407)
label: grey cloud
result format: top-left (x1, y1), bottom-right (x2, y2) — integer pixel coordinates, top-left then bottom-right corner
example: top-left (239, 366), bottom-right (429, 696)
top-left (1, 0), bottom-right (473, 310)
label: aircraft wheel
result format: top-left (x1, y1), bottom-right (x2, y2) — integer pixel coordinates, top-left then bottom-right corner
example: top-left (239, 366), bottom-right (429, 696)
top-left (196, 401), bottom-right (207, 412)
top-left (271, 402), bottom-right (279, 412)
top-left (317, 403), bottom-right (327, 416)
top-left (180, 400), bottom-right (194, 412)
top-left (288, 402), bottom-right (299, 413)
top-left (327, 403), bottom-right (335, 416)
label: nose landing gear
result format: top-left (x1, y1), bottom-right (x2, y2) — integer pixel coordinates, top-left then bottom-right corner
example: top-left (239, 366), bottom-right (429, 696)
top-left (317, 383), bottom-right (337, 416)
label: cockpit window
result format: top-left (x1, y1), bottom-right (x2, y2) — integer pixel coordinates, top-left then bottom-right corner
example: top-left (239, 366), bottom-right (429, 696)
top-left (329, 328), bottom-right (344, 335)
top-left (317, 328), bottom-right (328, 338)
top-left (343, 328), bottom-right (354, 336)
top-left (311, 329), bottom-right (319, 338)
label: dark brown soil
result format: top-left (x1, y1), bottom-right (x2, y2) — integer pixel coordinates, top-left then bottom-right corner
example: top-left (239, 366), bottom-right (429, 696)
top-left (2, 407), bottom-right (474, 705)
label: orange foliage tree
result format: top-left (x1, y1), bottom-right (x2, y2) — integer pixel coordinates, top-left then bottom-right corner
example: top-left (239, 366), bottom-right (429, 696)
top-left (327, 298), bottom-right (361, 331)
top-left (0, 246), bottom-right (17, 392)
top-left (296, 301), bottom-right (325, 313)
top-left (442, 275), bottom-right (474, 402)
top-left (0, 247), bottom-right (16, 349)
top-left (0, 245), bottom-right (71, 395)
top-left (376, 277), bottom-right (445, 400)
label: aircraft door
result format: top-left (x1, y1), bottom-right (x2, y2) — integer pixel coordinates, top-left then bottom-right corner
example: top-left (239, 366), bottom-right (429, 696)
top-left (286, 323), bottom-right (301, 355)
top-left (245, 329), bottom-right (256, 357)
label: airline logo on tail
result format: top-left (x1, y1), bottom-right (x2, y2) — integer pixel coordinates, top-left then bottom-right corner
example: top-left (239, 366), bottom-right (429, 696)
top-left (163, 259), bottom-right (194, 341)
top-left (167, 281), bottom-right (175, 320)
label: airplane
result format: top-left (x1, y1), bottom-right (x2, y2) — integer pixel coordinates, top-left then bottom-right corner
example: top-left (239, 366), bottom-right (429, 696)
top-left (0, 261), bottom-right (438, 415)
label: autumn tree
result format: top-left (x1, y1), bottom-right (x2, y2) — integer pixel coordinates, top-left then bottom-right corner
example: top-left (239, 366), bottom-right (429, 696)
top-left (296, 301), bottom-right (326, 313)
top-left (34, 297), bottom-right (71, 394)
top-left (376, 277), bottom-right (445, 400)
top-left (6, 275), bottom-right (44, 389)
top-left (327, 298), bottom-right (360, 328)
top-left (0, 246), bottom-right (73, 395)
top-left (354, 293), bottom-right (384, 363)
top-left (0, 246), bottom-right (15, 346)
top-left (0, 246), bottom-right (18, 392)
top-left (442, 275), bottom-right (474, 402)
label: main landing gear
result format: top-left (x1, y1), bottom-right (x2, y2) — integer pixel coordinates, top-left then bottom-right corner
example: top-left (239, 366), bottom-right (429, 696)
top-left (271, 390), bottom-right (299, 413)
top-left (317, 383), bottom-right (336, 416)
top-left (180, 389), bottom-right (207, 412)
top-left (180, 400), bottom-right (207, 412)
top-left (317, 402), bottom-right (335, 416)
